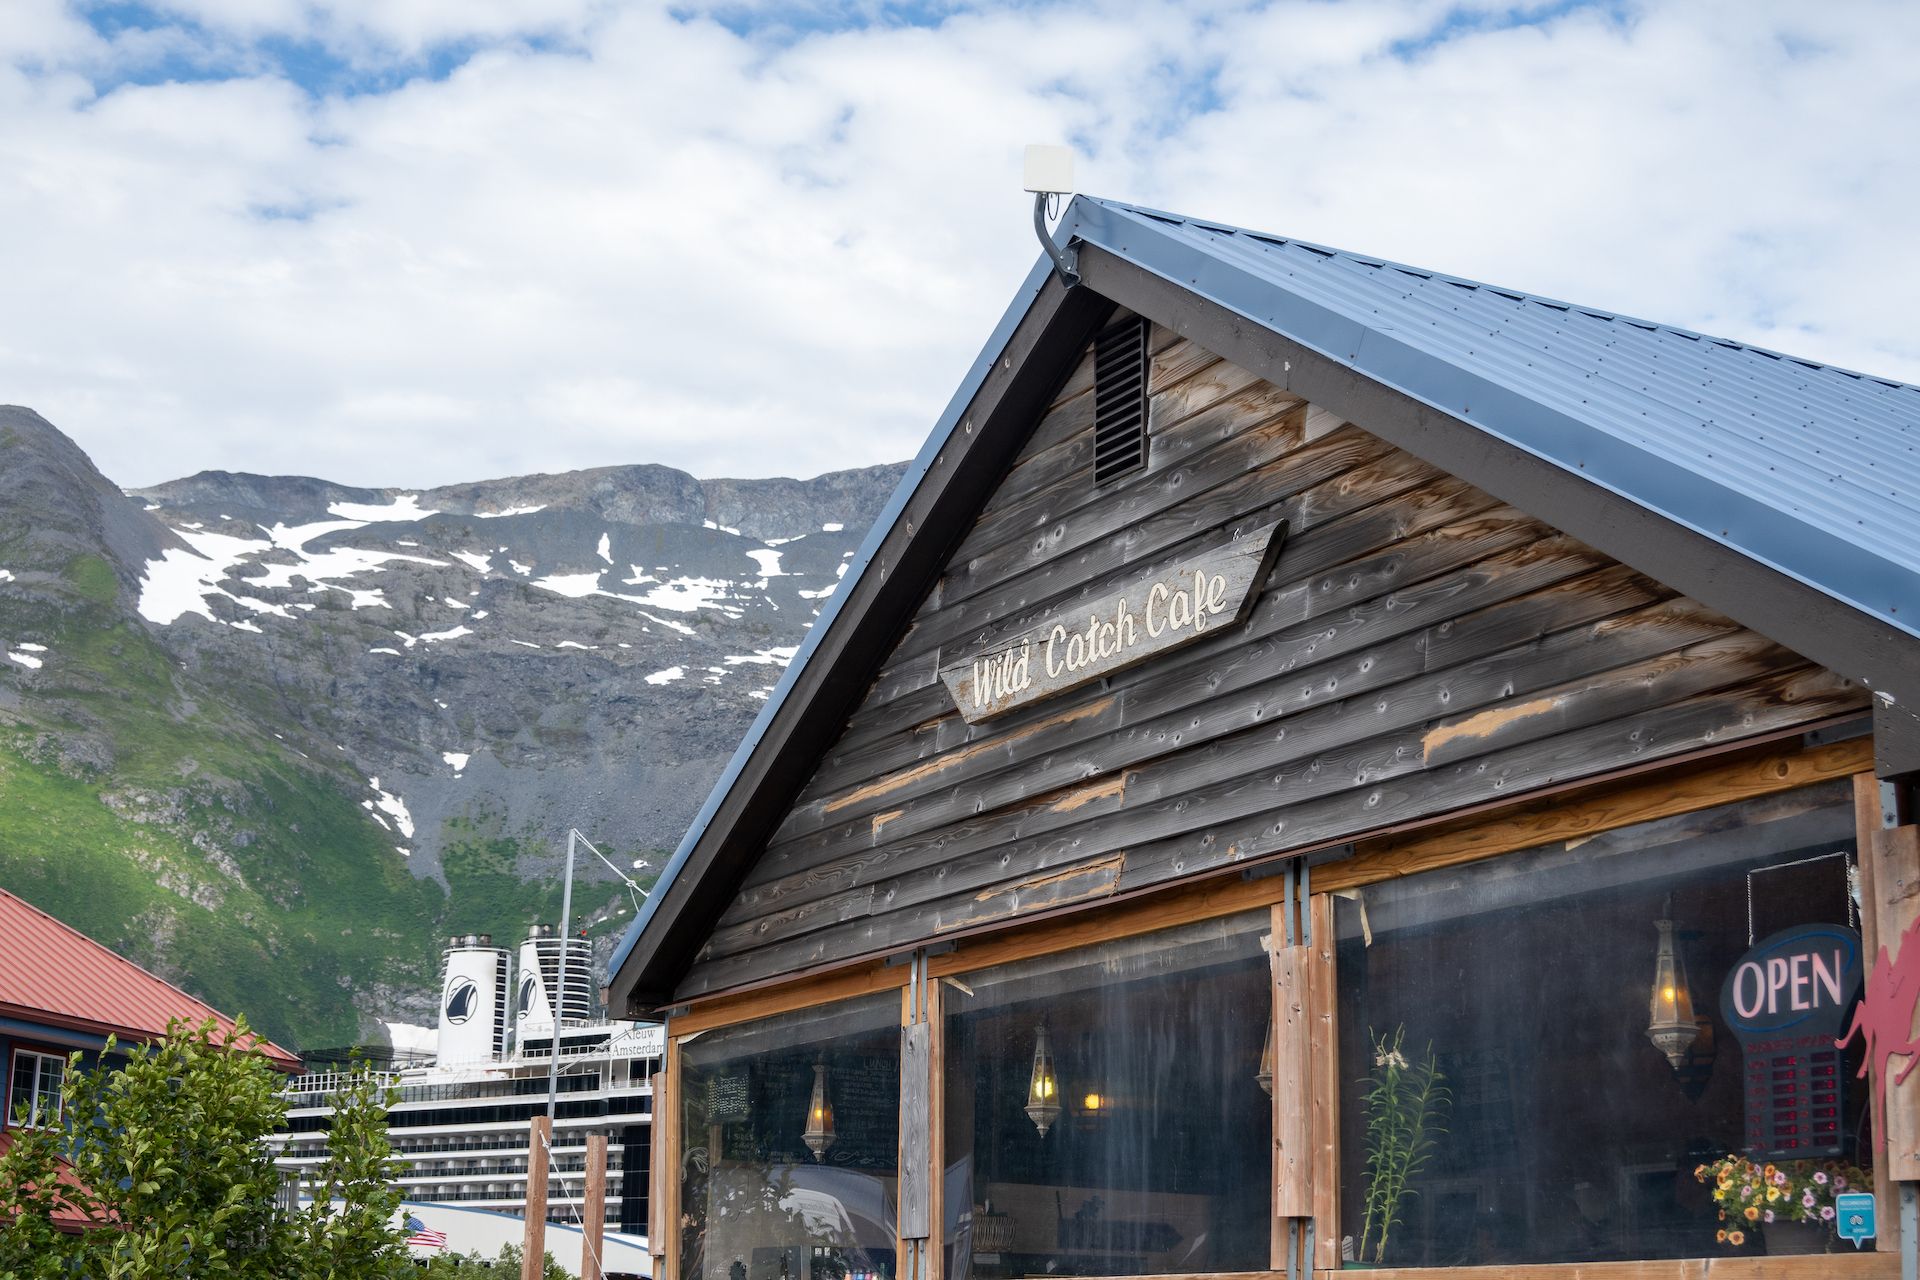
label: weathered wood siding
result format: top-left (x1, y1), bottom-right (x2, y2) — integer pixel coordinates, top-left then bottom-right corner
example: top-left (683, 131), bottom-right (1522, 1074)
top-left (677, 325), bottom-right (1866, 999)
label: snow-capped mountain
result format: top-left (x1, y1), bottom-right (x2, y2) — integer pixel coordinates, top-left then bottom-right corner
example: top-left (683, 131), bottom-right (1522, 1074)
top-left (0, 405), bottom-right (905, 1048)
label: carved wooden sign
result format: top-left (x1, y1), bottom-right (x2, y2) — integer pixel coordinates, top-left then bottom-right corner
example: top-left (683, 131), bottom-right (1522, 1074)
top-left (940, 519), bottom-right (1287, 723)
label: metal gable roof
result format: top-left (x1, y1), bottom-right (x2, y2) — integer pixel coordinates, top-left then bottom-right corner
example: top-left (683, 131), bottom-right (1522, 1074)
top-left (609, 195), bottom-right (1920, 1010)
top-left (0, 887), bottom-right (302, 1070)
top-left (1063, 196), bottom-right (1920, 643)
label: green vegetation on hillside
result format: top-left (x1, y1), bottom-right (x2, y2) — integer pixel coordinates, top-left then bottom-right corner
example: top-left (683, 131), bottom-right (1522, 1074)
top-left (440, 808), bottom-right (660, 951)
top-left (0, 554), bottom-right (450, 1050)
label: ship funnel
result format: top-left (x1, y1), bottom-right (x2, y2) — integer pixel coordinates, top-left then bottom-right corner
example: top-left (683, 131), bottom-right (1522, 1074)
top-left (516, 924), bottom-right (593, 1039)
top-left (437, 934), bottom-right (511, 1065)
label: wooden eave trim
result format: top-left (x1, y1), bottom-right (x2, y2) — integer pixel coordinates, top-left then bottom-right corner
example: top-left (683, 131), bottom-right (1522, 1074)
top-left (616, 273), bottom-right (1119, 1014)
top-left (668, 956), bottom-right (910, 1039)
top-left (1072, 242), bottom-right (1920, 777)
top-left (660, 731), bottom-right (1870, 1033)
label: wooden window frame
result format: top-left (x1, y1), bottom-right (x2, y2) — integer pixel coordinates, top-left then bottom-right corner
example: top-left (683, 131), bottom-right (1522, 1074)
top-left (656, 733), bottom-right (1894, 1280)
top-left (5, 1046), bottom-right (67, 1131)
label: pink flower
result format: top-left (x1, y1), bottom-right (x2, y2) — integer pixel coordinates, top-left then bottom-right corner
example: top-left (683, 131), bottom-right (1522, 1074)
top-left (1774, 1171), bottom-right (1789, 1186)
top-left (1822, 1206), bottom-right (1837, 1221)
top-left (1836, 1177), bottom-right (1849, 1190)
top-left (1804, 1192), bottom-right (1818, 1208)
top-left (1814, 1171), bottom-right (1830, 1185)
top-left (1764, 1211), bottom-right (1775, 1223)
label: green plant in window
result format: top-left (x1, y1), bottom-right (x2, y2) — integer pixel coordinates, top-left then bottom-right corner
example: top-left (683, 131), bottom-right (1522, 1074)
top-left (1356, 1026), bottom-right (1450, 1265)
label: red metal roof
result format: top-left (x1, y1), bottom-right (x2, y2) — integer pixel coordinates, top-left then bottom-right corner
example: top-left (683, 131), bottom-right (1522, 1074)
top-left (0, 887), bottom-right (301, 1071)
top-left (0, 1132), bottom-right (95, 1232)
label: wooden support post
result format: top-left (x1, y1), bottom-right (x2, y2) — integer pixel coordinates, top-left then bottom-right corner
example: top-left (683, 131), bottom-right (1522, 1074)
top-left (1270, 897), bottom-right (1312, 1273)
top-left (1307, 893), bottom-right (1340, 1273)
top-left (1857, 768), bottom-right (1920, 1272)
top-left (524, 1114), bottom-right (552, 1280)
top-left (927, 977), bottom-right (947, 1280)
top-left (582, 1132), bottom-right (608, 1280)
top-left (655, 1047), bottom-right (680, 1280)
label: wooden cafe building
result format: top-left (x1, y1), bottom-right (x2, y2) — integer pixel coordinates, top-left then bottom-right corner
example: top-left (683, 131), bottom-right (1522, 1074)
top-left (608, 197), bottom-right (1920, 1279)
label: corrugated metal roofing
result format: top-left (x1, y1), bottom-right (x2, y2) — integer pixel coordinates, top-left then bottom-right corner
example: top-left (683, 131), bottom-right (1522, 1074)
top-left (1063, 196), bottom-right (1920, 642)
top-left (0, 887), bottom-right (301, 1069)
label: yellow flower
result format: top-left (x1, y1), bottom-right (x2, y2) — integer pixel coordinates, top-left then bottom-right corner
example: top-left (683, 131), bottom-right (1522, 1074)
top-left (1729, 1231), bottom-right (1746, 1246)
top-left (1767, 1187), bottom-right (1781, 1202)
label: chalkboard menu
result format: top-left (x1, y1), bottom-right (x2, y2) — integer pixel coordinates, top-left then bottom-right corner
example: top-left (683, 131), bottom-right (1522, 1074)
top-left (1718, 924), bottom-right (1863, 1159)
top-left (717, 1046), bottom-right (900, 1171)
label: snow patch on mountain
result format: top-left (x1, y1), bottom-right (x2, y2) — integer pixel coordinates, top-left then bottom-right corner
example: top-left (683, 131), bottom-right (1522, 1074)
top-left (329, 495), bottom-right (437, 522)
top-left (533, 571), bottom-right (604, 599)
top-left (724, 645), bottom-right (799, 668)
top-left (366, 778), bottom-right (415, 840)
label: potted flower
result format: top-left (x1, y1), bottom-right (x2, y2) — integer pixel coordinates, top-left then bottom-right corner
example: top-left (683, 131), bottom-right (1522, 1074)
top-left (1694, 1155), bottom-right (1868, 1253)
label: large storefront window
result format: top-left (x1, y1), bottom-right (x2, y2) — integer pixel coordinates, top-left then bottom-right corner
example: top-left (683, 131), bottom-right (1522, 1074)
top-left (679, 993), bottom-right (901, 1280)
top-left (942, 912), bottom-right (1271, 1278)
top-left (1334, 779), bottom-right (1872, 1267)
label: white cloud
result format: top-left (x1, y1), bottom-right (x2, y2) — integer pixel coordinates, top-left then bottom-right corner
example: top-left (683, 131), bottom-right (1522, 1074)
top-left (0, 0), bottom-right (1915, 493)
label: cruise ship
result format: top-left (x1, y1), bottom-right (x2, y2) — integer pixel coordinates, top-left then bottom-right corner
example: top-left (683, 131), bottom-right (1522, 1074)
top-left (271, 926), bottom-right (664, 1237)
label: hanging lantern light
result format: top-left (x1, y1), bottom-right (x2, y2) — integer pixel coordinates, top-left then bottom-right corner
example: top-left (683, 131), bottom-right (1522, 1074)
top-left (802, 1057), bottom-right (835, 1161)
top-left (1257, 1013), bottom-right (1275, 1098)
top-left (1025, 1023), bottom-right (1061, 1137)
top-left (1646, 915), bottom-right (1699, 1070)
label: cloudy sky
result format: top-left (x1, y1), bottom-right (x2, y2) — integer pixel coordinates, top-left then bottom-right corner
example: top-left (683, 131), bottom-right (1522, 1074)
top-left (3, 0), bottom-right (1914, 489)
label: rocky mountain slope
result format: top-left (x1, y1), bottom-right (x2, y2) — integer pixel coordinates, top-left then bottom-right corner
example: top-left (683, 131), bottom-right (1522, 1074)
top-left (0, 405), bottom-right (905, 1050)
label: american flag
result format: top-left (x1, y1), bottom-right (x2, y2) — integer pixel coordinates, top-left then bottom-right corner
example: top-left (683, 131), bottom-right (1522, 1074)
top-left (404, 1215), bottom-right (448, 1249)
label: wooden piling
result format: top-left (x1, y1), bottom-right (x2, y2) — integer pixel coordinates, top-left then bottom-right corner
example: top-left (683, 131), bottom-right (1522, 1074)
top-left (582, 1132), bottom-right (608, 1280)
top-left (523, 1114), bottom-right (551, 1280)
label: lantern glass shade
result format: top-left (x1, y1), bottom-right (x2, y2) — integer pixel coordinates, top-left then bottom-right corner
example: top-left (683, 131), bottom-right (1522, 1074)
top-left (1257, 1013), bottom-right (1275, 1097)
top-left (1025, 1023), bottom-right (1061, 1137)
top-left (802, 1059), bottom-right (835, 1161)
top-left (1646, 918), bottom-right (1698, 1070)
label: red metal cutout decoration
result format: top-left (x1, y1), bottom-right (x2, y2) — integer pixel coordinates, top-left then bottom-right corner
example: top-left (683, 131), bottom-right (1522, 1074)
top-left (1837, 914), bottom-right (1920, 1152)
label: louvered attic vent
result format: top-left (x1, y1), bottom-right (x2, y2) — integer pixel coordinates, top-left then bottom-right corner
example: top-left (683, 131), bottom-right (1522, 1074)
top-left (1093, 316), bottom-right (1149, 486)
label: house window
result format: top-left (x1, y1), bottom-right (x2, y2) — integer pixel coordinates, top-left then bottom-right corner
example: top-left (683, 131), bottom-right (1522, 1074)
top-left (1332, 778), bottom-right (1872, 1267)
top-left (8, 1049), bottom-right (66, 1129)
top-left (941, 911), bottom-right (1272, 1278)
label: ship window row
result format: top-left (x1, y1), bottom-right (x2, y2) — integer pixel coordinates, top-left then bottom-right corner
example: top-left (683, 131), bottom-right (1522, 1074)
top-left (287, 1072), bottom-right (607, 1108)
top-left (284, 1094), bottom-right (631, 1133)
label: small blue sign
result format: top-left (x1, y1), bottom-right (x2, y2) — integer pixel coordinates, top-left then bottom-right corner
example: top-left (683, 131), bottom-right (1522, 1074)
top-left (1836, 1192), bottom-right (1876, 1248)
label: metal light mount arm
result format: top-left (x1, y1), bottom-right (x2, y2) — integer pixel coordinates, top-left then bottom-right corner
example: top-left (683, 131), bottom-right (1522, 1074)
top-left (1033, 191), bottom-right (1079, 288)
top-left (574, 828), bottom-right (650, 916)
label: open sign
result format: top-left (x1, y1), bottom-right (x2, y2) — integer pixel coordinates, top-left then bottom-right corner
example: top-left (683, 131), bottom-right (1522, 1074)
top-left (1719, 923), bottom-right (1862, 1037)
